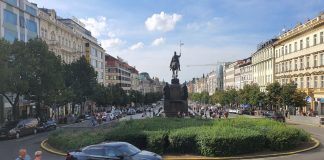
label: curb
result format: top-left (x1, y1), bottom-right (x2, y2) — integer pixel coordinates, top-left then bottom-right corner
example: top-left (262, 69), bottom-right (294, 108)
top-left (40, 139), bottom-right (66, 156)
top-left (41, 137), bottom-right (320, 159)
top-left (287, 120), bottom-right (323, 128)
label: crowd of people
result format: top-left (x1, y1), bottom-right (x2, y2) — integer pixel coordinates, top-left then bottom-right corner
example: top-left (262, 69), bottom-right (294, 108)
top-left (16, 149), bottom-right (42, 160)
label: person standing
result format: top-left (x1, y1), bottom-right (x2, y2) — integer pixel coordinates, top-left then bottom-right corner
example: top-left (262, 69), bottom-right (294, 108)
top-left (34, 151), bottom-right (42, 160)
top-left (16, 149), bottom-right (31, 160)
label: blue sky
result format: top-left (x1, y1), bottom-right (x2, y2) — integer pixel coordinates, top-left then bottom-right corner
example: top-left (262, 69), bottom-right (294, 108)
top-left (30, 0), bottom-right (323, 82)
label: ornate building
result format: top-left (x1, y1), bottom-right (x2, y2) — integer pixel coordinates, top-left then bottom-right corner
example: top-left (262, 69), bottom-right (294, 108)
top-left (252, 39), bottom-right (277, 91)
top-left (39, 8), bottom-right (84, 64)
top-left (274, 12), bottom-right (324, 114)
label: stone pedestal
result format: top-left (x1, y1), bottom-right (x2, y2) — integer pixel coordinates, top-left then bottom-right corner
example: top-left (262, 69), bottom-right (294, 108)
top-left (164, 79), bottom-right (188, 117)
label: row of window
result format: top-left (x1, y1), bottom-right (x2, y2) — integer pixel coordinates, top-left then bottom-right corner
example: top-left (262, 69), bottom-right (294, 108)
top-left (276, 32), bottom-right (324, 58)
top-left (91, 60), bottom-right (104, 69)
top-left (41, 28), bottom-right (83, 52)
top-left (280, 75), bottom-right (324, 89)
top-left (252, 48), bottom-right (273, 63)
top-left (253, 60), bottom-right (273, 73)
top-left (91, 47), bottom-right (104, 59)
top-left (107, 76), bottom-right (131, 81)
top-left (253, 74), bottom-right (273, 85)
top-left (4, 9), bottom-right (37, 33)
top-left (107, 68), bottom-right (131, 76)
top-left (276, 53), bottom-right (324, 73)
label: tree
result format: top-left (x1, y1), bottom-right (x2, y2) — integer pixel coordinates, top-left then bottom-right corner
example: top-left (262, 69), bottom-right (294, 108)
top-left (281, 83), bottom-right (298, 108)
top-left (26, 39), bottom-right (65, 120)
top-left (0, 40), bottom-right (34, 120)
top-left (265, 82), bottom-right (282, 110)
top-left (291, 91), bottom-right (307, 114)
top-left (65, 56), bottom-right (98, 113)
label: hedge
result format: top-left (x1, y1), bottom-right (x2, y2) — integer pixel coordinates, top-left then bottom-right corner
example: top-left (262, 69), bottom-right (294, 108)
top-left (48, 117), bottom-right (310, 156)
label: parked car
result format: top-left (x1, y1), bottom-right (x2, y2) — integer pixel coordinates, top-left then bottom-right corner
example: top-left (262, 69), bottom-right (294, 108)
top-left (264, 111), bottom-right (285, 122)
top-left (37, 120), bottom-right (57, 132)
top-left (0, 121), bottom-right (18, 139)
top-left (0, 118), bottom-right (39, 139)
top-left (66, 142), bottom-right (162, 160)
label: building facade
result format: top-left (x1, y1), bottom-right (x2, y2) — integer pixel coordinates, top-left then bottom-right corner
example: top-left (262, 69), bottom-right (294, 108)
top-left (274, 12), bottom-right (324, 115)
top-left (252, 39), bottom-right (277, 91)
top-left (239, 57), bottom-right (252, 89)
top-left (105, 55), bottom-right (131, 91)
top-left (59, 18), bottom-right (105, 84)
top-left (39, 8), bottom-right (83, 64)
top-left (224, 62), bottom-right (236, 90)
top-left (129, 66), bottom-right (140, 91)
top-left (0, 0), bottom-right (39, 42)
top-left (0, 0), bottom-right (39, 124)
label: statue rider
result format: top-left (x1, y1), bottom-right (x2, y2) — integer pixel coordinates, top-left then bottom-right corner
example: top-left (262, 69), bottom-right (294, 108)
top-left (170, 51), bottom-right (181, 71)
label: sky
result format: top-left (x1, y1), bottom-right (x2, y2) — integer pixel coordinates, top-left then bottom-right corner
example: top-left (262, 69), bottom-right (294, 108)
top-left (30, 0), bottom-right (323, 83)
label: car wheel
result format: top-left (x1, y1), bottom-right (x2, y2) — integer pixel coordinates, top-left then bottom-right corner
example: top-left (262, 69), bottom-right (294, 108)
top-left (16, 133), bottom-right (20, 139)
top-left (33, 129), bottom-right (37, 134)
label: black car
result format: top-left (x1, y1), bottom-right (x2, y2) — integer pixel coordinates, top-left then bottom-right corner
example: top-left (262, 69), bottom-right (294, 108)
top-left (0, 121), bottom-right (18, 139)
top-left (67, 142), bottom-right (162, 160)
top-left (264, 111), bottom-right (286, 122)
top-left (0, 118), bottom-right (39, 139)
top-left (37, 120), bottom-right (57, 132)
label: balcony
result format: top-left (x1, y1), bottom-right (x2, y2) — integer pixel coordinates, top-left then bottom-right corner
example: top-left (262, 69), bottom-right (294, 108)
top-left (47, 40), bottom-right (59, 46)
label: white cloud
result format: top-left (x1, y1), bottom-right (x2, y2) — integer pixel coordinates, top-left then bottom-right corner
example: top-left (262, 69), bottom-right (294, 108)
top-left (129, 42), bottom-right (144, 50)
top-left (151, 37), bottom-right (165, 46)
top-left (187, 17), bottom-right (223, 31)
top-left (79, 16), bottom-right (109, 37)
top-left (101, 38), bottom-right (125, 51)
top-left (145, 12), bottom-right (182, 32)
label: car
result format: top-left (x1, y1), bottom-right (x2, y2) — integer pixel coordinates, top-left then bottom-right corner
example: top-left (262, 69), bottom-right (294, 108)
top-left (67, 142), bottom-right (162, 160)
top-left (264, 111), bottom-right (286, 122)
top-left (0, 118), bottom-right (39, 139)
top-left (0, 121), bottom-right (18, 139)
top-left (37, 120), bottom-right (57, 132)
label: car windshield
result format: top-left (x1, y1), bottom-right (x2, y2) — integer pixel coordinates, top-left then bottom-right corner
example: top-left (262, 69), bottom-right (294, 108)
top-left (117, 144), bottom-right (141, 156)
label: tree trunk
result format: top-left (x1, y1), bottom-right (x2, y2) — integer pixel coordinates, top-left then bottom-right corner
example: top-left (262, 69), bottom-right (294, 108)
top-left (2, 93), bottom-right (20, 120)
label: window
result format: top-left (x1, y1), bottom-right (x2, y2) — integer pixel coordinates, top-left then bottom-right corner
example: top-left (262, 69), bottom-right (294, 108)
top-left (300, 77), bottom-right (304, 89)
top-left (6, 0), bottom-right (17, 6)
top-left (26, 19), bottom-right (37, 33)
top-left (289, 44), bottom-right (292, 53)
top-left (294, 59), bottom-right (298, 70)
top-left (20, 33), bottom-right (25, 41)
top-left (294, 42), bottom-right (297, 52)
top-left (281, 47), bottom-right (284, 56)
top-left (275, 64), bottom-right (278, 73)
top-left (285, 46), bottom-right (288, 55)
top-left (321, 32), bottom-right (324, 44)
top-left (306, 77), bottom-right (310, 88)
top-left (300, 58), bottom-right (304, 70)
top-left (83, 146), bottom-right (105, 156)
top-left (314, 55), bottom-right (318, 67)
top-left (276, 50), bottom-right (278, 58)
top-left (314, 76), bottom-right (318, 88)
top-left (306, 56), bottom-right (310, 68)
top-left (19, 16), bottom-right (25, 28)
top-left (321, 76), bottom-right (324, 88)
top-left (4, 28), bottom-right (17, 42)
top-left (294, 78), bottom-right (298, 85)
top-left (26, 5), bottom-right (37, 16)
top-left (300, 39), bottom-right (303, 50)
top-left (50, 31), bottom-right (55, 40)
top-left (289, 61), bottom-right (292, 71)
top-left (321, 54), bottom-right (324, 66)
top-left (314, 34), bottom-right (317, 46)
top-left (101, 62), bottom-right (104, 69)
top-left (4, 9), bottom-right (17, 25)
top-left (306, 37), bottom-right (310, 48)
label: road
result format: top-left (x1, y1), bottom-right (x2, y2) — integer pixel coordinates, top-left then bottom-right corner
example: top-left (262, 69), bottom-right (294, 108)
top-left (0, 115), bottom-right (323, 160)
top-left (252, 123), bottom-right (324, 160)
top-left (0, 113), bottom-right (150, 160)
